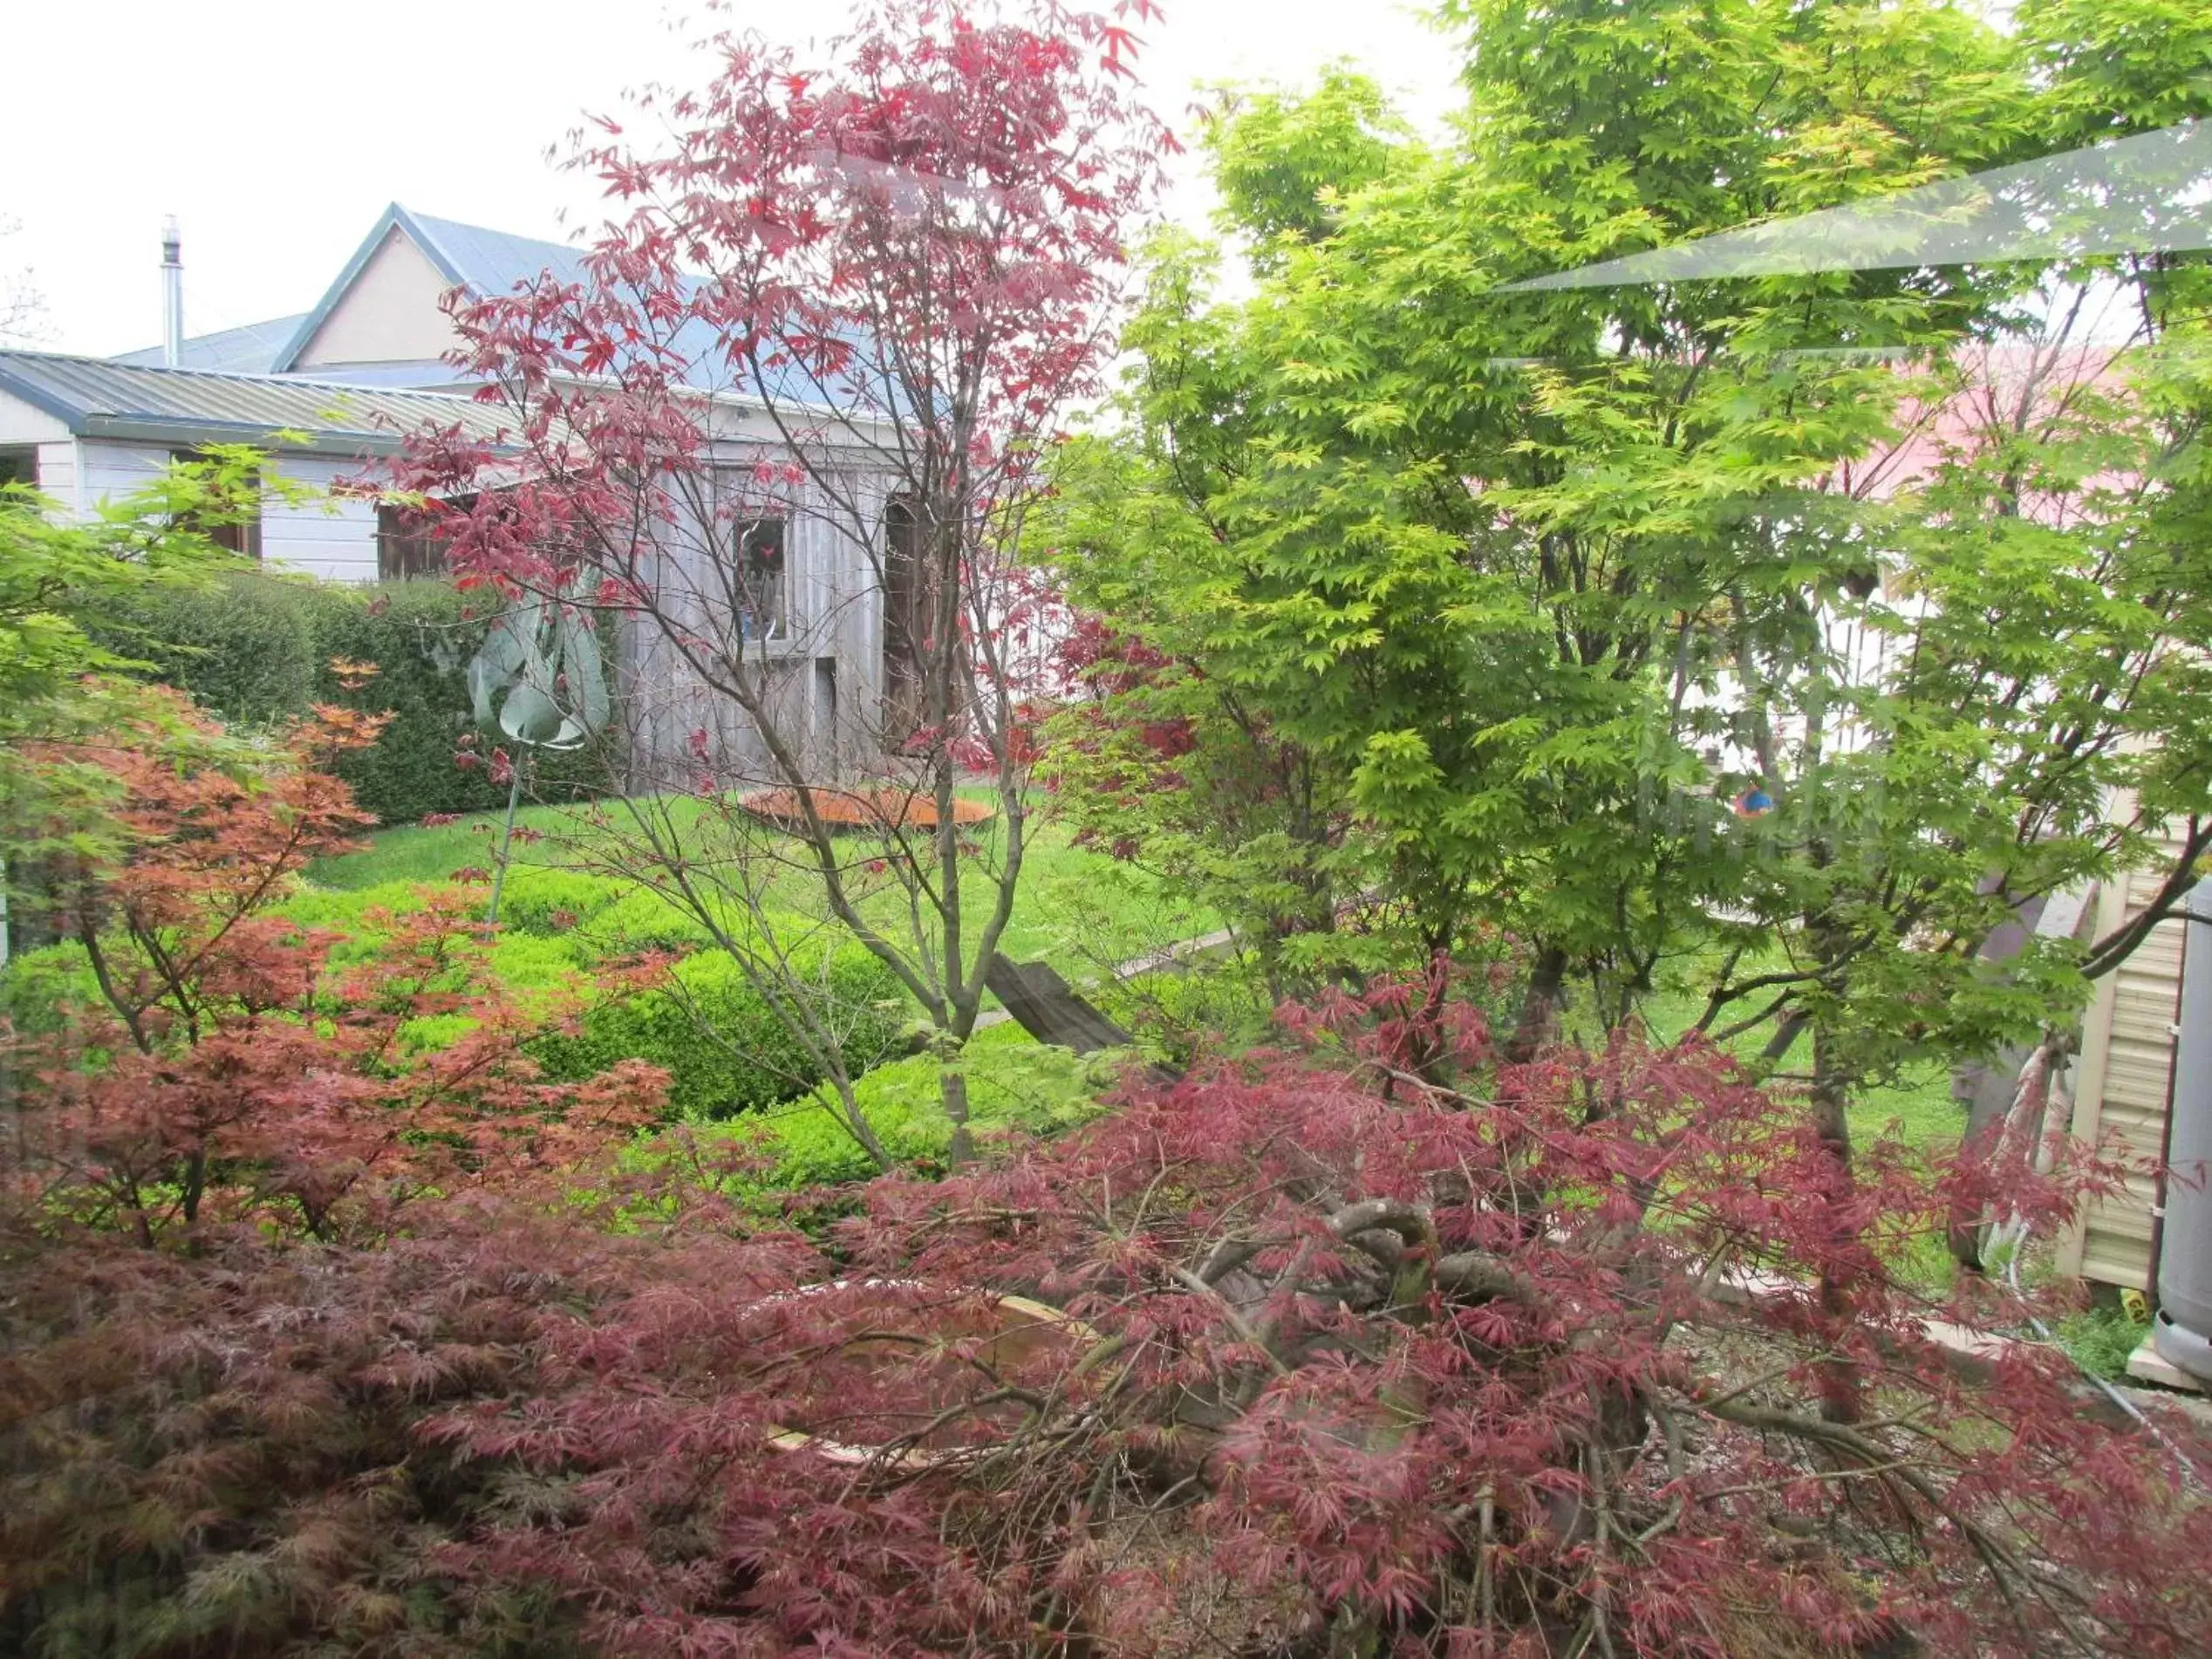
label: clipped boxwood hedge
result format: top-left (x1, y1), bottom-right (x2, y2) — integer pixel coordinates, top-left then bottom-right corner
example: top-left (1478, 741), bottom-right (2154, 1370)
top-left (81, 572), bottom-right (616, 827)
top-left (529, 943), bottom-right (910, 1121)
top-left (494, 870), bottom-right (722, 959)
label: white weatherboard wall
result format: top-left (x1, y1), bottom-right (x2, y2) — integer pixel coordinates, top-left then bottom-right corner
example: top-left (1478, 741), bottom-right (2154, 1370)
top-left (14, 433), bottom-right (382, 584)
top-left (33, 442), bottom-right (77, 509)
top-left (263, 454), bottom-right (379, 582)
top-left (79, 438), bottom-right (172, 502)
top-left (0, 390), bottom-right (72, 446)
top-left (0, 391), bottom-right (79, 515)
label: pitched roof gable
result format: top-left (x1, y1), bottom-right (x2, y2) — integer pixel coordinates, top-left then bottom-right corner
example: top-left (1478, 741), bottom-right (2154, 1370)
top-left (270, 203), bottom-right (596, 375)
top-left (270, 203), bottom-right (864, 412)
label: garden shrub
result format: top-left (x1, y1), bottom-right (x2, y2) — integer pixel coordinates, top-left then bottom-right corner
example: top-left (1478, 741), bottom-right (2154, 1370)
top-left (0, 940), bottom-right (100, 1039)
top-left (82, 568), bottom-right (325, 727)
top-left (272, 875), bottom-right (905, 1118)
top-left (530, 944), bottom-right (910, 1121)
top-left (488, 869), bottom-right (630, 938)
top-left (291, 869), bottom-right (717, 962)
top-left (566, 883), bottom-right (721, 957)
top-left (308, 578), bottom-right (613, 825)
top-left (81, 572), bottom-right (616, 826)
top-left (743, 1022), bottom-right (1125, 1187)
top-left (1094, 952), bottom-right (1273, 1067)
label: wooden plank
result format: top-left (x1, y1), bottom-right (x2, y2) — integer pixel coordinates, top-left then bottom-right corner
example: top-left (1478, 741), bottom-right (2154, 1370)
top-left (984, 952), bottom-right (1138, 1055)
top-left (2127, 1337), bottom-right (2206, 1393)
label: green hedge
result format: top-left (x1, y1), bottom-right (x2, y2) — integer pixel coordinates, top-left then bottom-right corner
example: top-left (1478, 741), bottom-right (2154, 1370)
top-left (529, 944), bottom-right (910, 1121)
top-left (83, 568), bottom-right (323, 725)
top-left (494, 870), bottom-right (720, 958)
top-left (82, 572), bottom-right (615, 827)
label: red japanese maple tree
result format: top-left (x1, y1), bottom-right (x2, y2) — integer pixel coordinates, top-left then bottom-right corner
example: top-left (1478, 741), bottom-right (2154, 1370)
top-left (391, 0), bottom-right (1170, 1168)
top-left (3, 694), bottom-right (662, 1251)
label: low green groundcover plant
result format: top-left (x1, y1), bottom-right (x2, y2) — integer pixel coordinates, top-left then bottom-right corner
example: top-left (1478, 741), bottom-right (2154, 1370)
top-left (529, 942), bottom-right (908, 1122)
top-left (721, 1020), bottom-right (1128, 1187)
top-left (290, 874), bottom-right (910, 1121)
top-left (5, 867), bottom-right (914, 1126)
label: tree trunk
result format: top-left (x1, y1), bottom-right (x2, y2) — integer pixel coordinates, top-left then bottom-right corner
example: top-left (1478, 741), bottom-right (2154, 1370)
top-left (941, 1062), bottom-right (975, 1168)
top-left (1809, 1023), bottom-right (1864, 1424)
top-left (1505, 945), bottom-right (1570, 1066)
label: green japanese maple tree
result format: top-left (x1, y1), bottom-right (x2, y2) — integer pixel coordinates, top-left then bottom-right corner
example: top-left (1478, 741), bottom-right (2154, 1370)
top-left (1048, 0), bottom-right (2212, 1139)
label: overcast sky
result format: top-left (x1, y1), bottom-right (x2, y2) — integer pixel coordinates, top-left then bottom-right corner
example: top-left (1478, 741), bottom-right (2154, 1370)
top-left (1, 0), bottom-right (1465, 358)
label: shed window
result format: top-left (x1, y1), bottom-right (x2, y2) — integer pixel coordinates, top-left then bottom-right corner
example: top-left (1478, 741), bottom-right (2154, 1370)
top-left (0, 448), bottom-right (35, 497)
top-left (377, 503), bottom-right (451, 580)
top-left (882, 494), bottom-right (923, 740)
top-left (170, 449), bottom-right (262, 559)
top-left (737, 515), bottom-right (789, 642)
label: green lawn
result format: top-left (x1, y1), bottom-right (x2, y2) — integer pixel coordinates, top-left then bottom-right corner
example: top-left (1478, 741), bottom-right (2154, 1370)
top-left (308, 796), bottom-right (1966, 1164)
top-left (1634, 971), bottom-right (1963, 1159)
top-left (305, 791), bottom-right (1212, 983)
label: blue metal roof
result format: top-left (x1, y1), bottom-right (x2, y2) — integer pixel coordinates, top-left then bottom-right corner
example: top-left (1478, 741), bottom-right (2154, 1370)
top-left (113, 313), bottom-right (309, 375)
top-left (260, 358), bottom-right (481, 393)
top-left (0, 350), bottom-right (513, 455)
top-left (406, 208), bottom-right (597, 296)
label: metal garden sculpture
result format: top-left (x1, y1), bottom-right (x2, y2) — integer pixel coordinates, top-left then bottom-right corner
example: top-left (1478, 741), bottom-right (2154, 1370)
top-left (465, 596), bottom-right (610, 922)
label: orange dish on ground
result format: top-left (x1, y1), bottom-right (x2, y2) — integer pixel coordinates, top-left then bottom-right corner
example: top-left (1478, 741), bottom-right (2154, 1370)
top-left (739, 786), bottom-right (991, 830)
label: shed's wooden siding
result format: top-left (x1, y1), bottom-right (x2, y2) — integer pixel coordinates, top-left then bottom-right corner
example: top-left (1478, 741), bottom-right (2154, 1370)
top-left (16, 412), bottom-right (900, 792)
top-left (621, 456), bottom-right (896, 789)
top-left (2060, 838), bottom-right (2193, 1289)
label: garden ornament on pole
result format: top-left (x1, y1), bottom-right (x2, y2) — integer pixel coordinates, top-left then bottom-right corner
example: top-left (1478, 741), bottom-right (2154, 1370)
top-left (465, 597), bottom-right (610, 923)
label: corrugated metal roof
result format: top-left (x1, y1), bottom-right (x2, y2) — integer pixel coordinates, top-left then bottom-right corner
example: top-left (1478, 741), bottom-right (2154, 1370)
top-left (403, 210), bottom-right (786, 399)
top-left (256, 359), bottom-right (481, 393)
top-left (407, 208), bottom-right (597, 297)
top-left (112, 314), bottom-right (308, 374)
top-left (0, 350), bottom-right (512, 455)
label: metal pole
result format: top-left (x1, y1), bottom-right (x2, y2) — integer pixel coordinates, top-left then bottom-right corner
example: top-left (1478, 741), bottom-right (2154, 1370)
top-left (160, 217), bottom-right (183, 368)
top-left (485, 764), bottom-right (523, 925)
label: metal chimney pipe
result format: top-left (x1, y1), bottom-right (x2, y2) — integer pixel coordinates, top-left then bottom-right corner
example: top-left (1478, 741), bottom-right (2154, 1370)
top-left (160, 216), bottom-right (183, 368)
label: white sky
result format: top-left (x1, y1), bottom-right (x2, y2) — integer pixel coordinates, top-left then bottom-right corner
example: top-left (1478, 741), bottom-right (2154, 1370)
top-left (0, 0), bottom-right (1465, 358)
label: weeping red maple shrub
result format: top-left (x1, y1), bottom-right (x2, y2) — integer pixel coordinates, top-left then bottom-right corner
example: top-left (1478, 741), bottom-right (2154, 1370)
top-left (421, 993), bottom-right (2212, 1658)
top-left (0, 696), bottom-right (672, 1655)
top-left (5, 703), bottom-right (2210, 1656)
